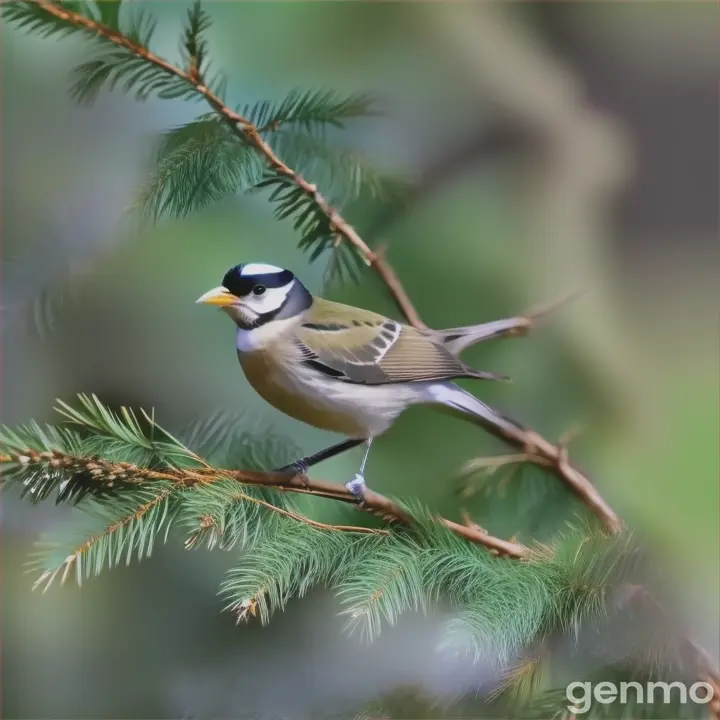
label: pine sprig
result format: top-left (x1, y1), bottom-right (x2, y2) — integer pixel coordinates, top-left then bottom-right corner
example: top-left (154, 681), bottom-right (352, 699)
top-left (268, 129), bottom-right (409, 208)
top-left (4, 0), bottom-right (192, 106)
top-left (0, 421), bottom-right (107, 503)
top-left (337, 533), bottom-right (426, 641)
top-left (132, 116), bottom-right (263, 221)
top-left (180, 477), bottom-right (292, 552)
top-left (247, 89), bottom-right (378, 135)
top-left (55, 393), bottom-right (203, 468)
top-left (220, 520), bottom-right (373, 624)
top-left (70, 50), bottom-right (186, 105)
top-left (542, 529), bottom-right (645, 640)
top-left (487, 653), bottom-right (547, 706)
top-left (4, 0), bottom-right (419, 307)
top-left (27, 481), bottom-right (179, 592)
top-left (2, 1), bottom-right (99, 40)
top-left (182, 0), bottom-right (210, 80)
top-left (250, 170), bottom-right (366, 282)
top-left (130, 104), bottom-right (403, 243)
top-left (428, 552), bottom-right (550, 666)
top-left (0, 394), bottom-right (201, 505)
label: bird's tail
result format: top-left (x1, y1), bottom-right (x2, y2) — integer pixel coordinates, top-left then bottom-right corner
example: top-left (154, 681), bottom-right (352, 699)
top-left (438, 317), bottom-right (526, 355)
top-left (423, 382), bottom-right (526, 441)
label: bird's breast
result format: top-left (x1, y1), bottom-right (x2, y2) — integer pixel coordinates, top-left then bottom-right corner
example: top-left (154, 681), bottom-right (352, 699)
top-left (236, 347), bottom-right (410, 437)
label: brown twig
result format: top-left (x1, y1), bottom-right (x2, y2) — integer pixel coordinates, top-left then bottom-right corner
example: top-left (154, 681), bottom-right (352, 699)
top-left (459, 419), bottom-right (622, 534)
top-left (226, 488), bottom-right (388, 537)
top-left (208, 469), bottom-right (528, 558)
top-left (1, 449), bottom-right (527, 558)
top-left (457, 423), bottom-right (622, 535)
top-left (32, 0), bottom-right (425, 329)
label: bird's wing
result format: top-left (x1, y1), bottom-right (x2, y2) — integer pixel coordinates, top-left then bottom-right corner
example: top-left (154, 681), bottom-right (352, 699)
top-left (294, 299), bottom-right (501, 385)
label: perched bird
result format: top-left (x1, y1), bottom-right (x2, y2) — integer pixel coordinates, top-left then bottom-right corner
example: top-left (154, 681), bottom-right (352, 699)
top-left (196, 262), bottom-right (523, 498)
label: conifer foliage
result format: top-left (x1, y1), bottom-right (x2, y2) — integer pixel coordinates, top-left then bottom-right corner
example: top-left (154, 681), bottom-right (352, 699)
top-left (2, 2), bottom-right (717, 718)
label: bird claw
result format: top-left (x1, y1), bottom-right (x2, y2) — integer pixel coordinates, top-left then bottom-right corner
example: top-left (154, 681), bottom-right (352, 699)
top-left (274, 459), bottom-right (310, 486)
top-left (345, 473), bottom-right (366, 501)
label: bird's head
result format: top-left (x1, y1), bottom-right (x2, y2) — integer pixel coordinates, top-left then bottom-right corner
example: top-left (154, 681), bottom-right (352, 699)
top-left (196, 262), bottom-right (312, 328)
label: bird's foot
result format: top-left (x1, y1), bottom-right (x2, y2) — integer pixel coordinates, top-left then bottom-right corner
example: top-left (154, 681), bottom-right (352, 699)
top-left (345, 473), bottom-right (366, 503)
top-left (274, 459), bottom-right (310, 486)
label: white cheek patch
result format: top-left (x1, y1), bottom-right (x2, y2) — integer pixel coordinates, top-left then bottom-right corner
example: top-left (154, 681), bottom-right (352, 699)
top-left (247, 281), bottom-right (294, 314)
top-left (241, 262), bottom-right (284, 276)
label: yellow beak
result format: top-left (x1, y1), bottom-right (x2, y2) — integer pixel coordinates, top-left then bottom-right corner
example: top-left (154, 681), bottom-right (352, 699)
top-left (195, 286), bottom-right (237, 307)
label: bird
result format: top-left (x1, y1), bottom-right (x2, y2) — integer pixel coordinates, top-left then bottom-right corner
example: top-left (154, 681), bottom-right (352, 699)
top-left (196, 262), bottom-right (524, 499)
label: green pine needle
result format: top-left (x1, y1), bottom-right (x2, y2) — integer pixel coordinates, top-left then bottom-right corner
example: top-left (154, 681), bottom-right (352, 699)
top-left (54, 393), bottom-right (202, 468)
top-left (180, 478), bottom-right (292, 552)
top-left (3, 2), bottom-right (405, 282)
top-left (3, 1), bottom-right (162, 104)
top-left (269, 129), bottom-right (409, 208)
top-left (91, 0), bottom-right (122, 31)
top-left (0, 421), bottom-right (93, 503)
top-left (2, 1), bottom-right (95, 40)
top-left (337, 533), bottom-right (425, 641)
top-left (246, 89), bottom-right (378, 136)
top-left (182, 1), bottom-right (211, 73)
top-left (70, 51), bottom-right (187, 105)
top-left (26, 481), bottom-right (180, 592)
top-left (132, 116), bottom-right (263, 222)
top-left (220, 521), bottom-right (372, 625)
top-left (177, 409), bottom-right (300, 471)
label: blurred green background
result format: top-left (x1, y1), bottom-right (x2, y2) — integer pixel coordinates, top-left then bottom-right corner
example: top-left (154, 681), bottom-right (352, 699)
top-left (2, 2), bottom-right (717, 718)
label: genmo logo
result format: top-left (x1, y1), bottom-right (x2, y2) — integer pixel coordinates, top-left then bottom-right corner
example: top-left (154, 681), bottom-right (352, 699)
top-left (566, 680), bottom-right (715, 715)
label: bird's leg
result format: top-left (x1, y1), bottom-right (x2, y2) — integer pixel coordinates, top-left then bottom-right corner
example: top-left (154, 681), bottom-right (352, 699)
top-left (345, 437), bottom-right (373, 501)
top-left (274, 438), bottom-right (365, 480)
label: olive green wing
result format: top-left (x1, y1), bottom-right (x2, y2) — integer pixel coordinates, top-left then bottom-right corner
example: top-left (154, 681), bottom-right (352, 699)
top-left (295, 299), bottom-right (502, 385)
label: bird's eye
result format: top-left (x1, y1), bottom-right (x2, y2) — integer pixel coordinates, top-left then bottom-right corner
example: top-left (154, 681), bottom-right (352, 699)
top-left (252, 284), bottom-right (266, 296)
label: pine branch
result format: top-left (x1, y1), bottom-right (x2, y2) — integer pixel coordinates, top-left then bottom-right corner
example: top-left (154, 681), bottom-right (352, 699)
top-left (251, 132), bottom-right (409, 281)
top-left (2, 1), bottom-right (184, 105)
top-left (0, 447), bottom-right (528, 559)
top-left (0, 395), bottom-right (527, 559)
top-left (450, 415), bottom-right (622, 536)
top-left (5, 0), bottom-right (418, 318)
top-left (1, 400), bottom-right (715, 705)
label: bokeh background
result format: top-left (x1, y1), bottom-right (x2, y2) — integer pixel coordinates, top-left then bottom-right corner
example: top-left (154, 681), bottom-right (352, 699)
top-left (2, 2), bottom-right (717, 718)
